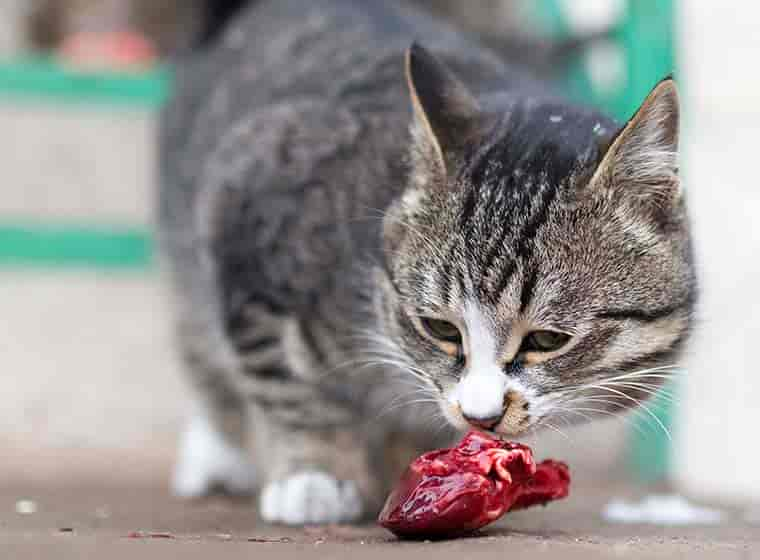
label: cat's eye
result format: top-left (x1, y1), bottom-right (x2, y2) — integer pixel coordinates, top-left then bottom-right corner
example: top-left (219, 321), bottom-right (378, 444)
top-left (420, 318), bottom-right (462, 344)
top-left (520, 331), bottom-right (571, 353)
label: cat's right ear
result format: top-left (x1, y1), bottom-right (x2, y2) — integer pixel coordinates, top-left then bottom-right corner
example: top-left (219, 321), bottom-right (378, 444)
top-left (589, 77), bottom-right (681, 220)
top-left (405, 43), bottom-right (481, 180)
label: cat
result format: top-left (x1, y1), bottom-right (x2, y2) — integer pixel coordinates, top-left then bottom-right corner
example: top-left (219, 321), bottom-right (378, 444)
top-left (159, 0), bottom-right (696, 525)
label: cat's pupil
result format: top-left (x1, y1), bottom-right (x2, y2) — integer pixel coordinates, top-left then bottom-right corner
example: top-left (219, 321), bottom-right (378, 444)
top-left (421, 318), bottom-right (462, 343)
top-left (522, 331), bottom-right (570, 353)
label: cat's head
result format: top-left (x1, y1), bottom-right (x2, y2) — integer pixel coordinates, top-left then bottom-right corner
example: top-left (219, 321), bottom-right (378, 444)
top-left (375, 44), bottom-right (695, 436)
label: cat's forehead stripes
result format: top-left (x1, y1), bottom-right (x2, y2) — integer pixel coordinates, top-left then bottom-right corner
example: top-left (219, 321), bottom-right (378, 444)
top-left (448, 102), bottom-right (612, 306)
top-left (404, 101), bottom-right (622, 317)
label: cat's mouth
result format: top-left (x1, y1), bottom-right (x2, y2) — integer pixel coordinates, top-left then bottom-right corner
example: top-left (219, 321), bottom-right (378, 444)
top-left (439, 397), bottom-right (534, 437)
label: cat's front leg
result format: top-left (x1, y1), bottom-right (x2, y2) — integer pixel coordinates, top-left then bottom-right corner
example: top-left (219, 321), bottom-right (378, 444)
top-left (251, 404), bottom-right (380, 525)
top-left (170, 316), bottom-right (257, 499)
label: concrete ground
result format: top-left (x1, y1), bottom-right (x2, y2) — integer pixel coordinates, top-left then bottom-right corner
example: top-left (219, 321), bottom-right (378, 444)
top-left (3, 462), bottom-right (758, 560)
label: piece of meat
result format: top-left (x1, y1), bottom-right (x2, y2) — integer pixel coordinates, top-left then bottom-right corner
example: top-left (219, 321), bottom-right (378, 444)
top-left (378, 431), bottom-right (570, 538)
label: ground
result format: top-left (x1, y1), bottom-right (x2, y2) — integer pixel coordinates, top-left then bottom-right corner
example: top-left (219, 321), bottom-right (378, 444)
top-left (3, 456), bottom-right (757, 560)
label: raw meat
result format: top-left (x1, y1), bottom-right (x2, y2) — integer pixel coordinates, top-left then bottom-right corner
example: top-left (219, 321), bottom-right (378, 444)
top-left (378, 431), bottom-right (570, 538)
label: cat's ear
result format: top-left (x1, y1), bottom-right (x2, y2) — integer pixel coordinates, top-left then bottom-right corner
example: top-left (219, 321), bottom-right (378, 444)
top-left (405, 42), bottom-right (481, 179)
top-left (591, 77), bottom-right (680, 213)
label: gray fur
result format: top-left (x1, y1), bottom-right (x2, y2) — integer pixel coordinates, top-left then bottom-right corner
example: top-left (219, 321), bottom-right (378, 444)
top-left (159, 0), bottom-right (695, 519)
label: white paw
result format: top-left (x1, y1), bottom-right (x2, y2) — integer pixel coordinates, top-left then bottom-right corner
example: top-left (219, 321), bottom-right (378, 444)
top-left (259, 471), bottom-right (363, 525)
top-left (172, 414), bottom-right (256, 498)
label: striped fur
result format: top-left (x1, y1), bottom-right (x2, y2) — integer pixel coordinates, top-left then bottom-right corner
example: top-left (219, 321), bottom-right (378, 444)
top-left (159, 0), bottom-right (696, 521)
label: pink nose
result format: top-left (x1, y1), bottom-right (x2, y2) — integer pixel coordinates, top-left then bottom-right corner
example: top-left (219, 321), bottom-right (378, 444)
top-left (462, 413), bottom-right (503, 431)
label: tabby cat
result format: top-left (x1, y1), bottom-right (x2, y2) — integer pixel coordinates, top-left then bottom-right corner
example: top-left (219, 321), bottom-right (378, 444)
top-left (159, 0), bottom-right (695, 525)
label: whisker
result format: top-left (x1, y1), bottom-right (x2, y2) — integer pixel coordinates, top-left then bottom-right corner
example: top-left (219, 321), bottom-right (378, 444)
top-left (378, 387), bottom-right (434, 410)
top-left (546, 397), bottom-right (650, 438)
top-left (432, 416), bottom-right (455, 440)
top-left (535, 419), bottom-right (573, 442)
top-left (376, 397), bottom-right (440, 419)
top-left (557, 364), bottom-right (682, 392)
top-left (583, 385), bottom-right (672, 442)
top-left (544, 391), bottom-right (659, 441)
top-left (567, 406), bottom-right (651, 440)
top-left (596, 366), bottom-right (682, 383)
top-left (598, 381), bottom-right (678, 404)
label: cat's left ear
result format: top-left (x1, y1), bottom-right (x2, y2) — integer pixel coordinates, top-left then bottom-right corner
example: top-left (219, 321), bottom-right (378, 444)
top-left (405, 43), bottom-right (482, 180)
top-left (591, 77), bottom-right (681, 212)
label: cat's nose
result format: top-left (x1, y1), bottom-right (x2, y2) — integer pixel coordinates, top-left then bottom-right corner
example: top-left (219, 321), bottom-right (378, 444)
top-left (462, 412), bottom-right (503, 431)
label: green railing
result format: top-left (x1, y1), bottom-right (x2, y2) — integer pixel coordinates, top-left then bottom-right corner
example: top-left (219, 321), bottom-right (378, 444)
top-left (0, 224), bottom-right (152, 268)
top-left (0, 58), bottom-right (167, 270)
top-left (0, 57), bottom-right (171, 107)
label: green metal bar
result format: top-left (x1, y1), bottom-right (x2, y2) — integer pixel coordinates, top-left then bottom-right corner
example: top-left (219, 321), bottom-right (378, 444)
top-left (0, 225), bottom-right (153, 268)
top-left (0, 59), bottom-right (165, 268)
top-left (611, 0), bottom-right (675, 119)
top-left (0, 57), bottom-right (171, 108)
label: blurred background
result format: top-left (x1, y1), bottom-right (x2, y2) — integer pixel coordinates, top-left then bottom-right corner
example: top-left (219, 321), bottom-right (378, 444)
top-left (0, 0), bottom-right (756, 510)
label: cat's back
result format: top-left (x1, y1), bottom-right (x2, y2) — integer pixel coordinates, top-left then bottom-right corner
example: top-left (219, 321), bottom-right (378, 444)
top-left (162, 0), bottom-right (441, 163)
top-left (158, 0), bottom-right (514, 273)
top-left (160, 0), bottom-right (512, 208)
top-left (166, 0), bottom-right (479, 118)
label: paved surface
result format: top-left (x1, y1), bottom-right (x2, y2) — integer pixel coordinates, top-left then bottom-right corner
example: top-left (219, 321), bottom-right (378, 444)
top-left (2, 464), bottom-right (758, 560)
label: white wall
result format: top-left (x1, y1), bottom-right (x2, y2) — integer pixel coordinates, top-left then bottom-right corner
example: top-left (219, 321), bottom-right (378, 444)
top-left (674, 3), bottom-right (760, 504)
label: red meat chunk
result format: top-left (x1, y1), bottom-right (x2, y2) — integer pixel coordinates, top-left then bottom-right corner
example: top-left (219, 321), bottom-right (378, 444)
top-left (378, 431), bottom-right (570, 538)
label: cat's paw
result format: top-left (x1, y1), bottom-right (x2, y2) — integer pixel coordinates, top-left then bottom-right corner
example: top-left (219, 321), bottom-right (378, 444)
top-left (172, 414), bottom-right (256, 498)
top-left (259, 471), bottom-right (363, 525)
